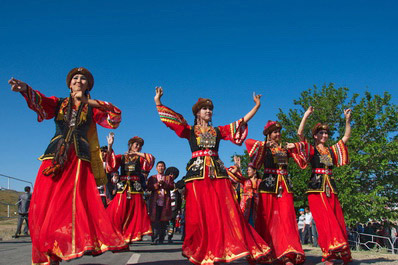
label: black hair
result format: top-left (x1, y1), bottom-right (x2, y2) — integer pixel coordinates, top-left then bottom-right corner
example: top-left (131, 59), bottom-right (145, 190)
top-left (157, 161), bottom-right (166, 167)
top-left (100, 146), bottom-right (108, 152)
top-left (25, 186), bottom-right (31, 192)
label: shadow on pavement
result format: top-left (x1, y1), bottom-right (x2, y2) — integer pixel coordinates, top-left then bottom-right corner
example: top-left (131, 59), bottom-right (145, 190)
top-left (130, 261), bottom-right (188, 265)
top-left (0, 240), bottom-right (31, 244)
top-left (353, 258), bottom-right (398, 264)
top-left (132, 247), bottom-right (182, 253)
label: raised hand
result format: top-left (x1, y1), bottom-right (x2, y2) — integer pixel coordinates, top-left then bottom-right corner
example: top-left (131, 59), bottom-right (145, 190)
top-left (344, 109), bottom-right (352, 121)
top-left (305, 106), bottom-right (314, 117)
top-left (107, 132), bottom-right (114, 148)
top-left (233, 155), bottom-right (241, 168)
top-left (154, 86), bottom-right (163, 105)
top-left (8, 78), bottom-right (27, 93)
top-left (253, 92), bottom-right (262, 106)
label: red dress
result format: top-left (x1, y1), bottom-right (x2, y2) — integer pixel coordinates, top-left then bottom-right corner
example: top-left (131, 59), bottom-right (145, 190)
top-left (21, 87), bottom-right (127, 265)
top-left (246, 140), bottom-right (305, 264)
top-left (295, 140), bottom-right (352, 263)
top-left (106, 151), bottom-right (154, 243)
top-left (238, 177), bottom-right (261, 225)
top-left (157, 105), bottom-right (272, 265)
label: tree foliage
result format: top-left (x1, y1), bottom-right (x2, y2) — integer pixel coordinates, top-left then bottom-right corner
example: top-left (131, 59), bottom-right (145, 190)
top-left (234, 83), bottom-right (398, 226)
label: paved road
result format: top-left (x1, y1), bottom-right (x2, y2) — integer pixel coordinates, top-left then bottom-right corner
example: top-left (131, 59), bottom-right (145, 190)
top-left (1, 235), bottom-right (397, 265)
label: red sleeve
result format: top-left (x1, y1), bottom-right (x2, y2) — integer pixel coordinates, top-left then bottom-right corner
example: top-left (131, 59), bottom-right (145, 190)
top-left (245, 139), bottom-right (265, 170)
top-left (140, 153), bottom-right (155, 173)
top-left (288, 141), bottom-right (313, 169)
top-left (21, 86), bottom-right (60, 122)
top-left (156, 105), bottom-right (191, 139)
top-left (330, 140), bottom-right (350, 167)
top-left (226, 166), bottom-right (245, 184)
top-left (218, 118), bottom-right (248, 146)
top-left (92, 100), bottom-right (122, 129)
top-left (106, 151), bottom-right (122, 173)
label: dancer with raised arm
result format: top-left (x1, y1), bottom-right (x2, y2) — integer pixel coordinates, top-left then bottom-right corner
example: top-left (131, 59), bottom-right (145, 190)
top-left (245, 121), bottom-right (306, 265)
top-left (296, 106), bottom-right (352, 264)
top-left (105, 133), bottom-right (155, 243)
top-left (231, 156), bottom-right (261, 227)
top-left (8, 68), bottom-right (127, 265)
top-left (154, 87), bottom-right (272, 265)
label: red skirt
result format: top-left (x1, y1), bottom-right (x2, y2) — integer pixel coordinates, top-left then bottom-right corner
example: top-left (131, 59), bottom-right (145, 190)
top-left (255, 181), bottom-right (305, 264)
top-left (183, 176), bottom-right (272, 265)
top-left (308, 192), bottom-right (352, 263)
top-left (106, 190), bottom-right (152, 243)
top-left (29, 148), bottom-right (127, 265)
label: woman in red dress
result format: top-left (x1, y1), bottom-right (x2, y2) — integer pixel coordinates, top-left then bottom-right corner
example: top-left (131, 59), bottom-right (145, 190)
top-left (245, 121), bottom-right (306, 265)
top-left (8, 68), bottom-right (127, 265)
top-left (105, 134), bottom-right (155, 243)
top-left (154, 87), bottom-right (272, 265)
top-left (296, 106), bottom-right (352, 264)
top-left (233, 160), bottom-right (261, 227)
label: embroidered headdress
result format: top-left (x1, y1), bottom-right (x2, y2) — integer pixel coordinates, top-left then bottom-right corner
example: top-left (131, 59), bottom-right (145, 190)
top-left (312, 123), bottom-right (330, 136)
top-left (263, 120), bottom-right (282, 136)
top-left (128, 136), bottom-right (144, 147)
top-left (192, 98), bottom-right (213, 116)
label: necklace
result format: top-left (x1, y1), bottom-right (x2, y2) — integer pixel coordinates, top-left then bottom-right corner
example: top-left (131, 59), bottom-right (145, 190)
top-left (195, 125), bottom-right (217, 148)
top-left (316, 145), bottom-right (333, 166)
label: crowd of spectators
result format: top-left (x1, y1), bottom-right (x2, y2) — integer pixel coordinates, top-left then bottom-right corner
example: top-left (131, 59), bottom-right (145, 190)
top-left (348, 219), bottom-right (398, 250)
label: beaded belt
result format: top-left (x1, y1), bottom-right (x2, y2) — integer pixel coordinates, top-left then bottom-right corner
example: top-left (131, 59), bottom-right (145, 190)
top-left (120, 176), bottom-right (140, 181)
top-left (192, 150), bottom-right (218, 158)
top-left (312, 168), bottom-right (333, 175)
top-left (264, 168), bottom-right (288, 175)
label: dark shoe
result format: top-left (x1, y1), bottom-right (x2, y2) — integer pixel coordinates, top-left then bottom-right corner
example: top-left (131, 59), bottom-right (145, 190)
top-left (168, 239), bottom-right (173, 244)
top-left (13, 234), bottom-right (19, 238)
top-left (151, 239), bottom-right (159, 245)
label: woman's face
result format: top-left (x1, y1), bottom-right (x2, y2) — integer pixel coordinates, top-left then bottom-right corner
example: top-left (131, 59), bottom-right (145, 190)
top-left (69, 74), bottom-right (89, 93)
top-left (247, 166), bottom-right (257, 178)
top-left (268, 129), bottom-right (281, 142)
top-left (314, 130), bottom-right (329, 144)
top-left (129, 142), bottom-right (142, 152)
top-left (197, 106), bottom-right (213, 123)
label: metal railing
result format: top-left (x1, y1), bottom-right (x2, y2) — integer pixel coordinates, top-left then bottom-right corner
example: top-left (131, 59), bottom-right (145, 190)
top-left (0, 174), bottom-right (33, 190)
top-left (0, 174), bottom-right (33, 219)
top-left (348, 231), bottom-right (398, 254)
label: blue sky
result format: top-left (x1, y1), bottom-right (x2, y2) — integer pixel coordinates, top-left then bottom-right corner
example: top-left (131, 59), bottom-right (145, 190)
top-left (1, 0), bottom-right (397, 191)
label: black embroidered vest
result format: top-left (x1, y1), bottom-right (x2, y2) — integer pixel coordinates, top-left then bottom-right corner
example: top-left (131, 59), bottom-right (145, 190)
top-left (308, 146), bottom-right (338, 193)
top-left (39, 98), bottom-right (92, 162)
top-left (118, 155), bottom-right (146, 193)
top-left (259, 148), bottom-right (293, 194)
top-left (184, 126), bottom-right (228, 182)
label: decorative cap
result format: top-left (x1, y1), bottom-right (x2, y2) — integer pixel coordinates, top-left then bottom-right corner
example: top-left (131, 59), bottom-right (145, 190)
top-left (192, 98), bottom-right (213, 116)
top-left (312, 123), bottom-right (330, 136)
top-left (263, 120), bottom-right (282, 136)
top-left (128, 136), bottom-right (144, 147)
top-left (66, 67), bottom-right (94, 90)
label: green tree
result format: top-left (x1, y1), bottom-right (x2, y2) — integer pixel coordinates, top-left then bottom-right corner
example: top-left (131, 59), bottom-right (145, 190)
top-left (234, 83), bottom-right (398, 226)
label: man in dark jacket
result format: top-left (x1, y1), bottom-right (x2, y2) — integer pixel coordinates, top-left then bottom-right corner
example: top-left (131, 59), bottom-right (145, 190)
top-left (15, 186), bottom-right (32, 237)
top-left (147, 162), bottom-right (175, 244)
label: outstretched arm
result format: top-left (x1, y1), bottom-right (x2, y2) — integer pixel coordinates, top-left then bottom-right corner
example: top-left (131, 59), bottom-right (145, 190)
top-left (243, 92), bottom-right (262, 123)
top-left (8, 77), bottom-right (59, 121)
top-left (341, 109), bottom-right (352, 143)
top-left (297, 106), bottom-right (314, 141)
